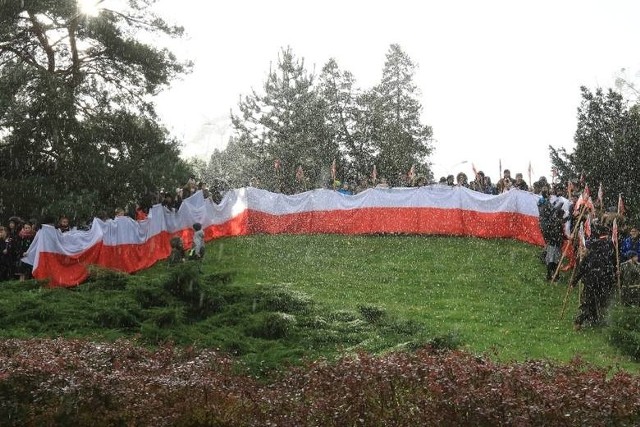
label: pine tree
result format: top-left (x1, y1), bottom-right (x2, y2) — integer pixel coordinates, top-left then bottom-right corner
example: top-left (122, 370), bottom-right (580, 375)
top-left (231, 47), bottom-right (336, 192)
top-left (372, 44), bottom-right (433, 185)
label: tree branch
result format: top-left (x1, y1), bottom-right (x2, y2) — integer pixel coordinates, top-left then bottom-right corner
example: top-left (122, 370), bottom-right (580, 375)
top-left (27, 11), bottom-right (56, 73)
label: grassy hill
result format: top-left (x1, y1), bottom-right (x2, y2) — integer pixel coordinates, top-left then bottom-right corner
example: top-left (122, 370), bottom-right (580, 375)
top-left (0, 234), bottom-right (636, 373)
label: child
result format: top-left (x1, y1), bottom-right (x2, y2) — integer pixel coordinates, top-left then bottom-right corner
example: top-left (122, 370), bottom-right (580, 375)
top-left (190, 222), bottom-right (205, 260)
top-left (167, 236), bottom-right (185, 265)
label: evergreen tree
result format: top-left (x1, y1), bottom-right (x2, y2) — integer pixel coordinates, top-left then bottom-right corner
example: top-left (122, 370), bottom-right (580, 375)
top-left (0, 0), bottom-right (192, 223)
top-left (550, 87), bottom-right (640, 218)
top-left (372, 44), bottom-right (433, 185)
top-left (231, 47), bottom-right (335, 192)
top-left (226, 45), bottom-right (435, 191)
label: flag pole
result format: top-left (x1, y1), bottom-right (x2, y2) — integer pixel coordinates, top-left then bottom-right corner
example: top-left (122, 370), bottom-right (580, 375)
top-left (552, 204), bottom-right (587, 283)
top-left (560, 252), bottom-right (583, 319)
top-left (615, 242), bottom-right (621, 302)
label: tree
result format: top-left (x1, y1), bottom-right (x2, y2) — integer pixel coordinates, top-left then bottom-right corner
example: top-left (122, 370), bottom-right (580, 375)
top-left (230, 47), bottom-right (336, 192)
top-left (372, 44), bottom-right (433, 185)
top-left (0, 0), bottom-right (192, 223)
top-left (614, 67), bottom-right (640, 103)
top-left (225, 45), bottom-right (435, 192)
top-left (318, 59), bottom-right (376, 182)
top-left (550, 86), bottom-right (640, 218)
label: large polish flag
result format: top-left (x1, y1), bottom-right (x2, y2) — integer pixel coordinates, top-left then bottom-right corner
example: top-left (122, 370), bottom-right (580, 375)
top-left (23, 186), bottom-right (544, 287)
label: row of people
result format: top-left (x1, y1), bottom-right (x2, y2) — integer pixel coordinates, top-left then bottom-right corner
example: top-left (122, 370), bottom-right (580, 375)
top-left (329, 169), bottom-right (539, 196)
top-left (0, 218), bottom-right (36, 281)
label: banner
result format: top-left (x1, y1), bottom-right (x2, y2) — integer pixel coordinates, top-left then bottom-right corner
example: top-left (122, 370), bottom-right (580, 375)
top-left (24, 186), bottom-right (544, 287)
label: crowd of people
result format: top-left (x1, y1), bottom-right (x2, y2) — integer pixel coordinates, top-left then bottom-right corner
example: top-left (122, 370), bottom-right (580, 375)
top-left (330, 166), bottom-right (639, 332)
top-left (0, 175), bottom-right (218, 282)
top-left (300, 168), bottom-right (541, 196)
top-left (535, 177), bottom-right (638, 330)
top-left (2, 167), bottom-right (638, 333)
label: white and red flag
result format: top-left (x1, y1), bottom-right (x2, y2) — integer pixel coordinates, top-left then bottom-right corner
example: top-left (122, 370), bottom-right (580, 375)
top-left (583, 183), bottom-right (590, 201)
top-left (573, 192), bottom-right (584, 214)
top-left (597, 182), bottom-right (603, 207)
top-left (618, 194), bottom-right (625, 217)
top-left (23, 186), bottom-right (546, 287)
top-left (584, 215), bottom-right (592, 238)
top-left (585, 196), bottom-right (595, 213)
top-left (578, 223), bottom-right (587, 250)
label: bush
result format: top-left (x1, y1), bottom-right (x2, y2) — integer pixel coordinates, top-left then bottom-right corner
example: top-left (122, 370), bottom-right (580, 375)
top-left (248, 312), bottom-right (296, 339)
top-left (260, 285), bottom-right (313, 313)
top-left (147, 307), bottom-right (184, 328)
top-left (609, 305), bottom-right (640, 360)
top-left (427, 331), bottom-right (462, 351)
top-left (83, 266), bottom-right (129, 290)
top-left (163, 265), bottom-right (201, 302)
top-left (2, 339), bottom-right (640, 426)
top-left (134, 284), bottom-right (170, 309)
top-left (358, 304), bottom-right (387, 324)
top-left (93, 307), bottom-right (140, 330)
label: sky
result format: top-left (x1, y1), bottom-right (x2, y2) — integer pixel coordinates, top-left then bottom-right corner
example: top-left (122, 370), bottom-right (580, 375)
top-left (151, 0), bottom-right (640, 184)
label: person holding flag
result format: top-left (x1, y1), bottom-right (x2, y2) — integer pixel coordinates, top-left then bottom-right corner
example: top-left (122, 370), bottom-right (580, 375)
top-left (570, 225), bottom-right (617, 330)
top-left (538, 190), bottom-right (565, 282)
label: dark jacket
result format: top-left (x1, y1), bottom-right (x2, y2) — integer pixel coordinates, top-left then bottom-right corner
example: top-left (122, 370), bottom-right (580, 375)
top-left (539, 200), bottom-right (564, 247)
top-left (573, 237), bottom-right (616, 293)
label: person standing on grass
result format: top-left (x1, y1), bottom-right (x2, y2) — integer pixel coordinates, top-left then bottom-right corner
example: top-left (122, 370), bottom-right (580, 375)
top-left (0, 226), bottom-right (11, 281)
top-left (191, 223), bottom-right (205, 260)
top-left (15, 221), bottom-right (36, 281)
top-left (539, 194), bottom-right (564, 282)
top-left (570, 226), bottom-right (617, 330)
top-left (167, 237), bottom-right (185, 265)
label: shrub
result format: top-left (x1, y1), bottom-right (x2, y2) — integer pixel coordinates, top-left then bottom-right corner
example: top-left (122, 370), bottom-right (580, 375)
top-left (83, 266), bottom-right (129, 290)
top-left (93, 307), bottom-right (140, 330)
top-left (147, 307), bottom-right (184, 328)
top-left (326, 309), bottom-right (359, 322)
top-left (248, 312), bottom-right (296, 339)
top-left (162, 265), bottom-right (201, 302)
top-left (133, 285), bottom-right (170, 309)
top-left (260, 285), bottom-right (313, 313)
top-left (358, 304), bottom-right (387, 324)
top-left (427, 331), bottom-right (462, 351)
top-left (609, 305), bottom-right (640, 360)
top-left (2, 339), bottom-right (640, 426)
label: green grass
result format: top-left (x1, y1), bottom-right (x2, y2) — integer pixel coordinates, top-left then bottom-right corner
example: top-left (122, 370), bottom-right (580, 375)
top-left (202, 234), bottom-right (636, 370)
top-left (0, 234), bottom-right (636, 373)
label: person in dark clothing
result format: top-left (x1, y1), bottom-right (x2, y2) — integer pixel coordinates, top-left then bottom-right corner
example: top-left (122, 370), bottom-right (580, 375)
top-left (15, 221), bottom-right (36, 281)
top-left (0, 226), bottom-right (12, 281)
top-left (570, 227), bottom-right (617, 330)
top-left (167, 237), bottom-right (185, 265)
top-left (538, 191), bottom-right (564, 281)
